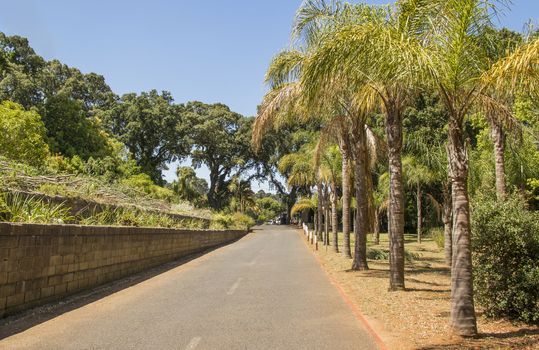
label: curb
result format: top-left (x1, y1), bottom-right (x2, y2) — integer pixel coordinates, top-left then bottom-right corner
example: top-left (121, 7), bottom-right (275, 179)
top-left (297, 228), bottom-right (388, 350)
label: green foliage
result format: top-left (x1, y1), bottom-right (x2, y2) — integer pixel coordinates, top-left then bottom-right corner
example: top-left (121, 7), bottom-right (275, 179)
top-left (472, 194), bottom-right (539, 323)
top-left (103, 90), bottom-right (191, 184)
top-left (42, 94), bottom-right (114, 160)
top-left (0, 192), bottom-right (73, 224)
top-left (0, 101), bottom-right (49, 166)
top-left (172, 166), bottom-right (208, 207)
top-left (429, 227), bottom-right (445, 249)
top-left (185, 102), bottom-right (256, 209)
top-left (210, 212), bottom-right (254, 230)
top-left (121, 173), bottom-right (175, 201)
top-left (255, 196), bottom-right (284, 223)
top-left (366, 247), bottom-right (419, 263)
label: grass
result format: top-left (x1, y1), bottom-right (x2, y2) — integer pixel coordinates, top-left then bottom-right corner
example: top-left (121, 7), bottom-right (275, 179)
top-left (309, 229), bottom-right (539, 349)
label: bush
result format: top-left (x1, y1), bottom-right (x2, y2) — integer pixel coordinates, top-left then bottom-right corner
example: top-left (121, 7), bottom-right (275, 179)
top-left (0, 192), bottom-right (73, 224)
top-left (0, 101), bottom-right (50, 166)
top-left (121, 173), bottom-right (174, 201)
top-left (210, 212), bottom-right (254, 230)
top-left (366, 248), bottom-right (419, 262)
top-left (429, 227), bottom-right (445, 249)
top-left (472, 194), bottom-right (539, 323)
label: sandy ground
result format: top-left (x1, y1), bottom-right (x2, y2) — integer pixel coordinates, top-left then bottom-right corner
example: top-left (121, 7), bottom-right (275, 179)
top-left (302, 229), bottom-right (539, 349)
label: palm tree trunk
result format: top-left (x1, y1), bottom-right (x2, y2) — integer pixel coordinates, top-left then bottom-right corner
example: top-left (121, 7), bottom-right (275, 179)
top-left (317, 182), bottom-right (324, 240)
top-left (442, 181), bottom-right (452, 266)
top-left (491, 122), bottom-right (507, 199)
top-left (386, 106), bottom-right (405, 291)
top-left (331, 185), bottom-right (339, 252)
top-left (373, 209), bottom-right (380, 245)
top-left (417, 184), bottom-right (422, 244)
top-left (448, 119), bottom-right (477, 337)
top-left (351, 127), bottom-right (369, 271)
top-left (339, 137), bottom-right (352, 259)
top-left (325, 207), bottom-right (330, 245)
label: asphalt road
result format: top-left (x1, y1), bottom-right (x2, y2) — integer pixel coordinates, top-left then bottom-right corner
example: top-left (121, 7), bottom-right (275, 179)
top-left (0, 225), bottom-right (379, 350)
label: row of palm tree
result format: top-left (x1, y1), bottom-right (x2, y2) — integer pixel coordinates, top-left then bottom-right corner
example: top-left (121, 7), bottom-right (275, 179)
top-left (253, 0), bottom-right (539, 337)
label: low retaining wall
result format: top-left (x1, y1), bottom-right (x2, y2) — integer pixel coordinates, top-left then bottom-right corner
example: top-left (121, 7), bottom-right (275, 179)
top-left (0, 222), bottom-right (247, 317)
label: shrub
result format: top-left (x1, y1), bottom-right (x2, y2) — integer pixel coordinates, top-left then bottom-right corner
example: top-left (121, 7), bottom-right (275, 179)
top-left (210, 212), bottom-right (254, 230)
top-left (429, 227), bottom-right (445, 249)
top-left (231, 212), bottom-right (255, 230)
top-left (472, 194), bottom-right (539, 323)
top-left (366, 248), bottom-right (419, 262)
top-left (0, 101), bottom-right (50, 166)
top-left (121, 173), bottom-right (174, 201)
top-left (0, 192), bottom-right (73, 224)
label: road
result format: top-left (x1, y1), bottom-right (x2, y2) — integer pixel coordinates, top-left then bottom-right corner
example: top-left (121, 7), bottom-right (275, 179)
top-left (0, 225), bottom-right (379, 350)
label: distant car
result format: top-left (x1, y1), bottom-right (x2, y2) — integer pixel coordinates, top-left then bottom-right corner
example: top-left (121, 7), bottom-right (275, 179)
top-left (267, 220), bottom-right (274, 225)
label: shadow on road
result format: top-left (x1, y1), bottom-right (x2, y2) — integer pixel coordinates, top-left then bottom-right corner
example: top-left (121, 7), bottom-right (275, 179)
top-left (0, 239), bottom-right (242, 340)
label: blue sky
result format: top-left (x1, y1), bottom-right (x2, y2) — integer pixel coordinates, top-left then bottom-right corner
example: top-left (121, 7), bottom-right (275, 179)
top-left (1, 0), bottom-right (538, 189)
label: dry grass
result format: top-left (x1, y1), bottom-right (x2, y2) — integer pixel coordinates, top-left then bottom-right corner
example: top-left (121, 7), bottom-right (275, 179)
top-left (308, 230), bottom-right (539, 350)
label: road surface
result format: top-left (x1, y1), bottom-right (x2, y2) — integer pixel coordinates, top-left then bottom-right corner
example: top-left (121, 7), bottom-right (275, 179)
top-left (0, 225), bottom-right (379, 350)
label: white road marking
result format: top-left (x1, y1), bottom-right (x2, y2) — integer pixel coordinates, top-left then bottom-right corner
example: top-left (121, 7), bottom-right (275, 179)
top-left (247, 256), bottom-right (259, 266)
top-left (227, 277), bottom-right (243, 295)
top-left (184, 336), bottom-right (201, 350)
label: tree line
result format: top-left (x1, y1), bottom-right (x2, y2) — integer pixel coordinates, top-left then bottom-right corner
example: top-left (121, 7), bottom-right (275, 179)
top-left (0, 32), bottom-right (288, 215)
top-left (253, 0), bottom-right (539, 336)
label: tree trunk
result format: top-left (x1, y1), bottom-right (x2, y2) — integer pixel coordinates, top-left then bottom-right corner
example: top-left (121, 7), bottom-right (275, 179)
top-left (386, 106), bottom-right (405, 291)
top-left (351, 127), bottom-right (369, 271)
top-left (448, 119), bottom-right (477, 337)
top-left (339, 138), bottom-right (352, 259)
top-left (317, 182), bottom-right (324, 240)
top-left (442, 181), bottom-right (452, 267)
top-left (325, 207), bottom-right (330, 245)
top-left (373, 209), bottom-right (380, 245)
top-left (417, 184), bottom-right (422, 244)
top-left (331, 184), bottom-right (339, 252)
top-left (491, 121), bottom-right (507, 199)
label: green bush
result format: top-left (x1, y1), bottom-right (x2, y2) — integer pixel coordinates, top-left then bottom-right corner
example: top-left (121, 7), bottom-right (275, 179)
top-left (366, 248), bottom-right (419, 262)
top-left (429, 227), bottom-right (445, 249)
top-left (0, 101), bottom-right (50, 166)
top-left (472, 194), bottom-right (539, 323)
top-left (0, 192), bottom-right (73, 224)
top-left (210, 212), bottom-right (254, 230)
top-left (121, 173), bottom-right (174, 201)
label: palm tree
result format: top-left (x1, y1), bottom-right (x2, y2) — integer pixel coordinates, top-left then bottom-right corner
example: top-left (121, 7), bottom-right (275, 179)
top-left (317, 144), bottom-right (342, 252)
top-left (173, 166), bottom-right (208, 206)
top-left (403, 156), bottom-right (436, 244)
top-left (421, 0), bottom-right (539, 336)
top-left (300, 0), bottom-right (432, 288)
top-left (228, 177), bottom-right (256, 214)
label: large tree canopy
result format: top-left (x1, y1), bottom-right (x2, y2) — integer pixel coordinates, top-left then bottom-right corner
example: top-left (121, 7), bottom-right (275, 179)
top-left (103, 90), bottom-right (192, 184)
top-left (184, 102), bottom-right (256, 210)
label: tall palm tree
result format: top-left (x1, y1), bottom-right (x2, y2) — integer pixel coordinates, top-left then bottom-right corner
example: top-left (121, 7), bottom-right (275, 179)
top-left (403, 156), bottom-right (436, 244)
top-left (317, 144), bottom-right (342, 252)
top-left (422, 0), bottom-right (539, 336)
top-left (300, 0), bottom-right (432, 288)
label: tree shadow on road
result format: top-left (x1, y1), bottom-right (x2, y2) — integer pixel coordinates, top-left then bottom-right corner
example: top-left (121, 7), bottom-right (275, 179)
top-left (0, 241), bottom-right (237, 340)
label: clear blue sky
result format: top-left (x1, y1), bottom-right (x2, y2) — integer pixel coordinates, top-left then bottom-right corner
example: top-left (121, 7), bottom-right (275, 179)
top-left (1, 0), bottom-right (537, 188)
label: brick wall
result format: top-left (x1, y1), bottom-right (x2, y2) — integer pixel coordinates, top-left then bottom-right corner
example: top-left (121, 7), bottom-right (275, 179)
top-left (0, 223), bottom-right (246, 317)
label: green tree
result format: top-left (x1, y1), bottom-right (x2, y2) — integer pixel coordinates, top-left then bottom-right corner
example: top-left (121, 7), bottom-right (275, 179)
top-left (43, 93), bottom-right (114, 160)
top-left (172, 166), bottom-right (208, 207)
top-left (0, 101), bottom-right (49, 166)
top-left (104, 90), bottom-right (191, 184)
top-left (185, 102), bottom-right (256, 210)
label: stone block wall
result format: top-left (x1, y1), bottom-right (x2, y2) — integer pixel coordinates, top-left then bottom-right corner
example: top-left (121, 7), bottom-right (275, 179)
top-left (0, 223), bottom-right (246, 317)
